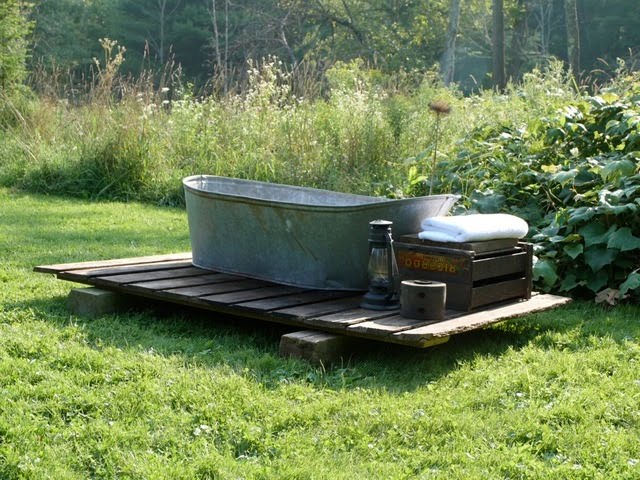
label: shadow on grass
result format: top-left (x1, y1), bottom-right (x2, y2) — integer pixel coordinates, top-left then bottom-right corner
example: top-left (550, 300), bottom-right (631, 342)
top-left (6, 292), bottom-right (639, 393)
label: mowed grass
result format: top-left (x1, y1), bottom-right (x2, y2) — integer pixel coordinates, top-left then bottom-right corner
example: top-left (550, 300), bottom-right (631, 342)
top-left (1, 188), bottom-right (639, 479)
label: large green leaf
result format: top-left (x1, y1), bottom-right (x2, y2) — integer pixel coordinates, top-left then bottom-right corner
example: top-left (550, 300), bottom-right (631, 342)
top-left (568, 207), bottom-right (596, 225)
top-left (564, 234), bottom-right (582, 243)
top-left (573, 169), bottom-right (596, 186)
top-left (601, 203), bottom-right (638, 216)
top-left (578, 223), bottom-right (612, 247)
top-left (551, 169), bottom-right (578, 185)
top-left (532, 259), bottom-right (558, 287)
top-left (559, 274), bottom-right (585, 292)
top-left (607, 227), bottom-right (640, 251)
top-left (600, 158), bottom-right (636, 182)
top-left (470, 190), bottom-right (506, 213)
top-left (583, 246), bottom-right (618, 272)
top-left (586, 269), bottom-right (609, 293)
top-left (620, 273), bottom-right (640, 297)
top-left (563, 243), bottom-right (583, 259)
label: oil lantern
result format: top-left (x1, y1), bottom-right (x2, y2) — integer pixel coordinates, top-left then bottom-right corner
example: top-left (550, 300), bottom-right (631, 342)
top-left (360, 220), bottom-right (400, 310)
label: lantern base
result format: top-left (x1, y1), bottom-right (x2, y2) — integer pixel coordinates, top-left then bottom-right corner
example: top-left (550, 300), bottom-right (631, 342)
top-left (360, 291), bottom-right (400, 311)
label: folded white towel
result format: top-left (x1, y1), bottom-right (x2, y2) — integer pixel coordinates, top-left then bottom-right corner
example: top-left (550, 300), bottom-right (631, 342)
top-left (418, 214), bottom-right (529, 243)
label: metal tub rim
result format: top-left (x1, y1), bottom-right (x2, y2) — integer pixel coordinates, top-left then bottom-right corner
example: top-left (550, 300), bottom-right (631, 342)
top-left (183, 175), bottom-right (459, 213)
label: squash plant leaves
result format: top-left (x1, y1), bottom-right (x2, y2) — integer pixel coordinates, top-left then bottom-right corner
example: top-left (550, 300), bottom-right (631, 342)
top-left (586, 269), bottom-right (609, 293)
top-left (578, 223), bottom-right (612, 247)
top-left (563, 243), bottom-right (583, 259)
top-left (600, 158), bottom-right (636, 182)
top-left (584, 246), bottom-right (619, 272)
top-left (620, 272), bottom-right (640, 297)
top-left (607, 227), bottom-right (640, 251)
top-left (533, 259), bottom-right (558, 288)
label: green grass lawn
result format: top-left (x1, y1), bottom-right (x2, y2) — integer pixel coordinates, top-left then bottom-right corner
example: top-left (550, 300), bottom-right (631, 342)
top-left (1, 187), bottom-right (639, 479)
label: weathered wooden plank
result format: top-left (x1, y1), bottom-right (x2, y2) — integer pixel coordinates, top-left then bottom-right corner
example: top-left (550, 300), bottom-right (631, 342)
top-left (59, 260), bottom-right (195, 281)
top-left (202, 285), bottom-right (307, 305)
top-left (34, 252), bottom-right (192, 274)
top-left (392, 294), bottom-right (572, 346)
top-left (87, 266), bottom-right (207, 285)
top-left (473, 252), bottom-right (528, 282)
top-left (398, 235), bottom-right (519, 254)
top-left (303, 308), bottom-right (399, 330)
top-left (236, 291), bottom-right (357, 312)
top-left (442, 277), bottom-right (529, 311)
top-left (158, 279), bottom-right (270, 297)
top-left (126, 274), bottom-right (243, 291)
top-left (469, 277), bottom-right (529, 310)
top-left (347, 315), bottom-right (434, 337)
top-left (274, 296), bottom-right (364, 320)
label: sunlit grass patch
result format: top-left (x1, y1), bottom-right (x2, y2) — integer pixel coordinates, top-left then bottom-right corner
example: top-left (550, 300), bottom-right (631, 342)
top-left (1, 189), bottom-right (639, 478)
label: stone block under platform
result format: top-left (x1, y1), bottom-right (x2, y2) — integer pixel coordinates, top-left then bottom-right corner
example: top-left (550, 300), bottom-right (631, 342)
top-left (68, 287), bottom-right (137, 317)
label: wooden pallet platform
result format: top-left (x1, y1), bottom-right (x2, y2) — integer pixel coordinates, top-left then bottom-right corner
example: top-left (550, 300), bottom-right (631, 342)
top-left (35, 253), bottom-right (571, 348)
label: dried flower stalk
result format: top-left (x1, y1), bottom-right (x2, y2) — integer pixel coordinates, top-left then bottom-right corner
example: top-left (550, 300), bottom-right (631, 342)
top-left (428, 100), bottom-right (452, 195)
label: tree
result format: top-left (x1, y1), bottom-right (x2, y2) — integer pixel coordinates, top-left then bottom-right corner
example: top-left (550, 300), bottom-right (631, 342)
top-left (119, 0), bottom-right (183, 67)
top-left (440, 0), bottom-right (461, 85)
top-left (0, 0), bottom-right (32, 92)
top-left (564, 0), bottom-right (580, 76)
top-left (208, 0), bottom-right (229, 79)
top-left (492, 0), bottom-right (506, 89)
top-left (508, 0), bottom-right (527, 81)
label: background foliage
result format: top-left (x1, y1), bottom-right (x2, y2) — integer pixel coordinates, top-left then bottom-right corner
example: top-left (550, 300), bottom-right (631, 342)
top-left (24, 0), bottom-right (640, 91)
top-left (0, 0), bottom-right (32, 93)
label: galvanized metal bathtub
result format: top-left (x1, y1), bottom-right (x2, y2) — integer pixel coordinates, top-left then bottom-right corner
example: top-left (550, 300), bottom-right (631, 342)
top-left (183, 175), bottom-right (458, 290)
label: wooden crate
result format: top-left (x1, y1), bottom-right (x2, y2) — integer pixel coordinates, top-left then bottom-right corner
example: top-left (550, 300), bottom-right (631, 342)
top-left (395, 236), bottom-right (533, 311)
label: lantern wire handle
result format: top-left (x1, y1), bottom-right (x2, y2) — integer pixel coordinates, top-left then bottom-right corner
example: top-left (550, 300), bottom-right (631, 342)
top-left (385, 230), bottom-right (394, 301)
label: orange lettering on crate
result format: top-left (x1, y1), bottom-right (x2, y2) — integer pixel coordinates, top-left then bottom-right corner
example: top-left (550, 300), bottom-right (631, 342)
top-left (397, 250), bottom-right (464, 275)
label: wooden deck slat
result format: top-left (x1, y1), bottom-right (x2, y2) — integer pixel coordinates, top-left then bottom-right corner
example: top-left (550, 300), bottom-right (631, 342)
top-left (60, 260), bottom-right (195, 280)
top-left (200, 285), bottom-right (307, 304)
top-left (391, 294), bottom-right (572, 346)
top-left (158, 279), bottom-right (271, 297)
top-left (274, 296), bottom-right (364, 320)
top-left (235, 291), bottom-right (358, 312)
top-left (303, 308), bottom-right (398, 330)
top-left (128, 274), bottom-right (248, 292)
top-left (34, 253), bottom-right (192, 274)
top-left (347, 315), bottom-right (435, 337)
top-left (89, 266), bottom-right (208, 285)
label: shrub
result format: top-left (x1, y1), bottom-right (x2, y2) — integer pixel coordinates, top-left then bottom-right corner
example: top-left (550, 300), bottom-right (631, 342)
top-left (445, 73), bottom-right (640, 303)
top-left (0, 0), bottom-right (32, 93)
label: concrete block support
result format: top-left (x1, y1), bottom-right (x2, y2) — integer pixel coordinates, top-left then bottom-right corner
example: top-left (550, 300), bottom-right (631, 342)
top-left (68, 287), bottom-right (136, 317)
top-left (279, 330), bottom-right (362, 365)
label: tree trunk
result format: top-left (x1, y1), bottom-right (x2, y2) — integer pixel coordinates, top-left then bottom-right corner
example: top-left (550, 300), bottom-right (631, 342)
top-left (508, 0), bottom-right (527, 81)
top-left (492, 0), bottom-right (506, 90)
top-left (158, 0), bottom-right (165, 65)
top-left (211, 0), bottom-right (222, 70)
top-left (224, 0), bottom-right (229, 90)
top-left (440, 0), bottom-right (461, 86)
top-left (565, 0), bottom-right (581, 77)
